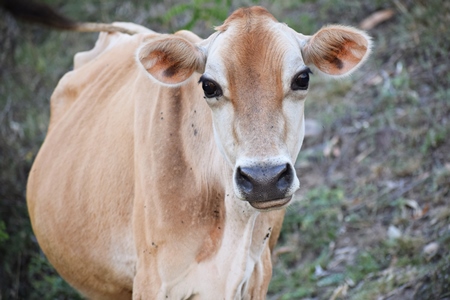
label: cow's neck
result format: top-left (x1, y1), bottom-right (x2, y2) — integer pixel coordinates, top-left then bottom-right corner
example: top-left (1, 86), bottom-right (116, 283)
top-left (217, 183), bottom-right (273, 298)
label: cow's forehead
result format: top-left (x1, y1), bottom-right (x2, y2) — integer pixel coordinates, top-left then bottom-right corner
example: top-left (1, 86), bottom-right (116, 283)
top-left (204, 7), bottom-right (307, 109)
top-left (205, 7), bottom-right (306, 88)
top-left (215, 6), bottom-right (277, 32)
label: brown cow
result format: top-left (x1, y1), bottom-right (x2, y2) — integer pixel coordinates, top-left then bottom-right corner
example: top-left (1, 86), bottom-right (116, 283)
top-left (27, 6), bottom-right (371, 300)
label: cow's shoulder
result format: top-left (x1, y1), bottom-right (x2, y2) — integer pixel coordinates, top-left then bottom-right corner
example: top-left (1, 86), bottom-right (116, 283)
top-left (49, 25), bottom-right (156, 131)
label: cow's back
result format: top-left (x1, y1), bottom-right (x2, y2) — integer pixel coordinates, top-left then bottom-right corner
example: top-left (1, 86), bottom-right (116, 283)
top-left (49, 24), bottom-right (154, 131)
top-left (27, 31), bottom-right (151, 299)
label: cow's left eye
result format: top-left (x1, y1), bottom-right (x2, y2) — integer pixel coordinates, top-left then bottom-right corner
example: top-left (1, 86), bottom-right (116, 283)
top-left (291, 69), bottom-right (312, 91)
top-left (199, 76), bottom-right (223, 98)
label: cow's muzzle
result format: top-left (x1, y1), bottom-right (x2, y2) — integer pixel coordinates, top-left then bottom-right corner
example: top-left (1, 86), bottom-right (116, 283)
top-left (234, 163), bottom-right (295, 208)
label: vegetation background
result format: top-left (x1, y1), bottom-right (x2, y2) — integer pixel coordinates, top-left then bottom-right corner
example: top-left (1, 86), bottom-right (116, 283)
top-left (0, 0), bottom-right (449, 299)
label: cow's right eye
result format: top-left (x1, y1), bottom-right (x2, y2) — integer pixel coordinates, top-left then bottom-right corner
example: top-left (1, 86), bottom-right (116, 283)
top-left (202, 81), bottom-right (217, 97)
top-left (199, 77), bottom-right (223, 98)
top-left (291, 68), bottom-right (312, 91)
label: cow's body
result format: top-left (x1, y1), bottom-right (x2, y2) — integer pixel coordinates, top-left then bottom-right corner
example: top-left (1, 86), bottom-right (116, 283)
top-left (27, 7), bottom-right (371, 299)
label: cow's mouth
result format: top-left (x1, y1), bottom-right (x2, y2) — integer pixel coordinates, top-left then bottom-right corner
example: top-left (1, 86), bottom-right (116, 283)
top-left (248, 196), bottom-right (292, 210)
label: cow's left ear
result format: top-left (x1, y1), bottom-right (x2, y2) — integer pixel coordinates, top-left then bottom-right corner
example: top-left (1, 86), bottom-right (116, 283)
top-left (138, 36), bottom-right (206, 85)
top-left (301, 25), bottom-right (372, 77)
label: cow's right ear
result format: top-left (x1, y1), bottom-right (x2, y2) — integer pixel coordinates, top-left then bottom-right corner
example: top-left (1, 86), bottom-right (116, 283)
top-left (138, 36), bottom-right (206, 85)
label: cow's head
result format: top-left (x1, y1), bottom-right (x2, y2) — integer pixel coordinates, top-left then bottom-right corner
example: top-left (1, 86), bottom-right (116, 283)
top-left (138, 7), bottom-right (371, 210)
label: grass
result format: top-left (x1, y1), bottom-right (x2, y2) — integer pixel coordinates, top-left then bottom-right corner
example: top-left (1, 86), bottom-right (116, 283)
top-left (269, 187), bottom-right (347, 299)
top-left (268, 2), bottom-right (450, 298)
top-left (1, 0), bottom-right (449, 299)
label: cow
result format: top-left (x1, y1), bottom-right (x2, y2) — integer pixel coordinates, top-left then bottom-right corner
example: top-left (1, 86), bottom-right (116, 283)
top-left (26, 6), bottom-right (371, 300)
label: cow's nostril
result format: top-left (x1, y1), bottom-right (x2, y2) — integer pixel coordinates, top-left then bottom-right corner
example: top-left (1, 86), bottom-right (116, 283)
top-left (276, 163), bottom-right (292, 191)
top-left (236, 167), bottom-right (253, 193)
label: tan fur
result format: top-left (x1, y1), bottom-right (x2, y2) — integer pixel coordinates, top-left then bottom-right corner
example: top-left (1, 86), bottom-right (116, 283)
top-left (218, 8), bottom-right (287, 158)
top-left (302, 25), bottom-right (372, 76)
top-left (215, 6), bottom-right (276, 32)
top-left (27, 6), bottom-right (371, 300)
top-left (138, 36), bottom-right (206, 84)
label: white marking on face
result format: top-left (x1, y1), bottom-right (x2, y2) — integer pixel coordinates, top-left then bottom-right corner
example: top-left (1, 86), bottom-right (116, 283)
top-left (199, 17), bottom-right (312, 205)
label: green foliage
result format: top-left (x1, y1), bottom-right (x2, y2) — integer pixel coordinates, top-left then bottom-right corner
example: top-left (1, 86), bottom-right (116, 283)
top-left (27, 255), bottom-right (83, 300)
top-left (0, 2), bottom-right (85, 299)
top-left (283, 187), bottom-right (345, 252)
top-left (0, 221), bottom-right (8, 243)
top-left (270, 188), bottom-right (345, 298)
top-left (163, 0), bottom-right (232, 30)
top-left (421, 125), bottom-right (448, 153)
top-left (414, 251), bottom-right (450, 299)
top-left (346, 252), bottom-right (380, 282)
top-left (161, 0), bottom-right (269, 31)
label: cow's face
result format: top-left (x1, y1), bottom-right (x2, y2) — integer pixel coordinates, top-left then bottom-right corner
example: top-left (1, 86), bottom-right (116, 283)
top-left (138, 7), bottom-right (371, 210)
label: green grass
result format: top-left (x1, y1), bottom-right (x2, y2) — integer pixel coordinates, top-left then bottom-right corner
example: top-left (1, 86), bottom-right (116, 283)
top-left (269, 187), bottom-right (346, 299)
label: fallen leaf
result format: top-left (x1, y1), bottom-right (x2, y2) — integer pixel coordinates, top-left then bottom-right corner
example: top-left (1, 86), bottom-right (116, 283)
top-left (329, 284), bottom-right (348, 300)
top-left (388, 225), bottom-right (402, 240)
top-left (423, 242), bottom-right (439, 261)
top-left (345, 277), bottom-right (355, 287)
top-left (271, 246), bottom-right (296, 263)
top-left (354, 146), bottom-right (375, 163)
top-left (324, 136), bottom-right (340, 157)
top-left (360, 9), bottom-right (395, 30)
top-left (315, 264), bottom-right (328, 278)
top-left (365, 74), bottom-right (383, 86)
top-left (404, 199), bottom-right (424, 219)
top-left (404, 199), bottom-right (419, 210)
top-left (421, 203), bottom-right (430, 216)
